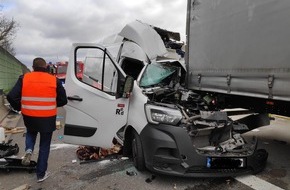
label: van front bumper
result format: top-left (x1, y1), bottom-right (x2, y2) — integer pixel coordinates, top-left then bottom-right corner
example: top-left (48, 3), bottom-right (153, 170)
top-left (139, 124), bottom-right (268, 177)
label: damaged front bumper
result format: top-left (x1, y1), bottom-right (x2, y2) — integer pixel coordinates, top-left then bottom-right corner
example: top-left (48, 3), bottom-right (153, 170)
top-left (140, 123), bottom-right (268, 177)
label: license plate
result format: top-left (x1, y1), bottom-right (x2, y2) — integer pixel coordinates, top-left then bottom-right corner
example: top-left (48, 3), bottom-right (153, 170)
top-left (206, 157), bottom-right (246, 169)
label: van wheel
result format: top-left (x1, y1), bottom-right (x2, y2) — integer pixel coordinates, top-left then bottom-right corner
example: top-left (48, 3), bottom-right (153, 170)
top-left (132, 131), bottom-right (145, 171)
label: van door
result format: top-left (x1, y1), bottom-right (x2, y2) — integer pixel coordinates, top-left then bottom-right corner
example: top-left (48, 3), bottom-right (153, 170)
top-left (63, 43), bottom-right (130, 148)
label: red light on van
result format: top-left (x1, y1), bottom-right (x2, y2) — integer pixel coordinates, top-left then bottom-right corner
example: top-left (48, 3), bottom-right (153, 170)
top-left (118, 104), bottom-right (125, 108)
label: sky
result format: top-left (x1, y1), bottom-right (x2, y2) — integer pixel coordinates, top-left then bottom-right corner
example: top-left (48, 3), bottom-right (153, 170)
top-left (1, 0), bottom-right (187, 70)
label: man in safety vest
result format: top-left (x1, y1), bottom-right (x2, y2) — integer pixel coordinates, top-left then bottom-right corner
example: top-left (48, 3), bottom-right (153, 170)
top-left (7, 57), bottom-right (67, 182)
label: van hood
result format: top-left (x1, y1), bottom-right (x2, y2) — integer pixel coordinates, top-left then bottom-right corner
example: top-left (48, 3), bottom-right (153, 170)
top-left (119, 20), bottom-right (167, 60)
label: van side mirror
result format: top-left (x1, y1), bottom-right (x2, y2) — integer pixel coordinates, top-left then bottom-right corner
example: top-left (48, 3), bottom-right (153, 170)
top-left (122, 76), bottom-right (134, 98)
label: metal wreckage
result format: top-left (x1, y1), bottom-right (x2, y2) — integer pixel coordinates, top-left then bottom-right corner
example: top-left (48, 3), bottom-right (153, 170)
top-left (68, 19), bottom-right (268, 177)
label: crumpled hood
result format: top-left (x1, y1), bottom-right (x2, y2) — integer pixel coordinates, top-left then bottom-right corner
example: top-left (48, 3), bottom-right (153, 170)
top-left (119, 20), bottom-right (167, 60)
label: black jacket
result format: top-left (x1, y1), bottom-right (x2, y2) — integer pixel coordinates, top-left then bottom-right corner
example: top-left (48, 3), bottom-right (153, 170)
top-left (7, 72), bottom-right (67, 132)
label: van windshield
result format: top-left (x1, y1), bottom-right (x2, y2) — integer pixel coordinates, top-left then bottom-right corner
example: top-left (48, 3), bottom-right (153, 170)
top-left (139, 62), bottom-right (176, 87)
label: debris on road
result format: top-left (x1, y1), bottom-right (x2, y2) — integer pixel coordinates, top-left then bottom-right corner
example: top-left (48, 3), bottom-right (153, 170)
top-left (0, 143), bottom-right (19, 158)
top-left (0, 157), bottom-right (36, 172)
top-left (173, 183), bottom-right (177, 189)
top-left (126, 170), bottom-right (137, 176)
top-left (56, 121), bottom-right (63, 130)
top-left (4, 127), bottom-right (25, 134)
top-left (76, 143), bottom-right (122, 161)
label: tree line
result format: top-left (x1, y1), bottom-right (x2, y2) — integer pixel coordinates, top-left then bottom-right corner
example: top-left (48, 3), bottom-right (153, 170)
top-left (0, 4), bottom-right (18, 56)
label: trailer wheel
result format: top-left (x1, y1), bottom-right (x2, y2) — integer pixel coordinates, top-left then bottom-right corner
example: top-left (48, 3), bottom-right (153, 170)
top-left (132, 131), bottom-right (145, 171)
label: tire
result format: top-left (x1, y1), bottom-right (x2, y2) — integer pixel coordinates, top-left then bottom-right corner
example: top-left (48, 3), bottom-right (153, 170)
top-left (132, 130), bottom-right (145, 171)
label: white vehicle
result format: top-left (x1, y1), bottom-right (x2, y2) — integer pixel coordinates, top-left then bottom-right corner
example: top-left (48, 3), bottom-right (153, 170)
top-left (64, 0), bottom-right (290, 177)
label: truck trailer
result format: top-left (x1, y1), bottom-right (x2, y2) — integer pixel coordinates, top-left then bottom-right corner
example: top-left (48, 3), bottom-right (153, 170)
top-left (63, 0), bottom-right (290, 177)
top-left (186, 0), bottom-right (290, 116)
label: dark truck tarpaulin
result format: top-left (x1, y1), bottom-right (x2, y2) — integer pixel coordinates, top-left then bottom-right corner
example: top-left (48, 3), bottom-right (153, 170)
top-left (186, 0), bottom-right (290, 102)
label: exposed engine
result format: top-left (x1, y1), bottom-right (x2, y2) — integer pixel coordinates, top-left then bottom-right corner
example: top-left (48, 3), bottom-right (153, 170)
top-left (143, 87), bottom-right (257, 157)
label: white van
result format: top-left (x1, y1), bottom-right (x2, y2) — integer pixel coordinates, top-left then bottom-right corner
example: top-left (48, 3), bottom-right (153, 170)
top-left (63, 20), bottom-right (268, 177)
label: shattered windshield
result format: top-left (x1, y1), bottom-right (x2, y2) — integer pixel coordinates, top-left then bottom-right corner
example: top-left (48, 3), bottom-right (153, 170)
top-left (139, 62), bottom-right (177, 87)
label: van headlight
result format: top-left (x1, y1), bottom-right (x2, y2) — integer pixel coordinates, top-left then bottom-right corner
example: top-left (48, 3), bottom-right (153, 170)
top-left (145, 104), bottom-right (182, 125)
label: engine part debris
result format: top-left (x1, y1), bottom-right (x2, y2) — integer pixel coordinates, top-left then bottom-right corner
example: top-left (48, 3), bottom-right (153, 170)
top-left (126, 170), bottom-right (137, 176)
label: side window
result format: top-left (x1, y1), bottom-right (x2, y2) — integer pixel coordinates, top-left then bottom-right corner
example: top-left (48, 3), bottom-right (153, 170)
top-left (76, 47), bottom-right (118, 95)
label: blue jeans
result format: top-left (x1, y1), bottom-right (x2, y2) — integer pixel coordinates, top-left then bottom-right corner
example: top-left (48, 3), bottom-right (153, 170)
top-left (25, 130), bottom-right (53, 179)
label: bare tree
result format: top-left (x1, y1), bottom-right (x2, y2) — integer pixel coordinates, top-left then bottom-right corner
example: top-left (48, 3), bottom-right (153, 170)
top-left (0, 5), bottom-right (19, 55)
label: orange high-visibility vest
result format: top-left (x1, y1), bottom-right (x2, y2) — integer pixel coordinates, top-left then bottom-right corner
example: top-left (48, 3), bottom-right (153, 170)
top-left (21, 72), bottom-right (57, 117)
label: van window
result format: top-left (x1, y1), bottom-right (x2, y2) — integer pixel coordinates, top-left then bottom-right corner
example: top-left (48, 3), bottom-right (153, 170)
top-left (76, 47), bottom-right (118, 95)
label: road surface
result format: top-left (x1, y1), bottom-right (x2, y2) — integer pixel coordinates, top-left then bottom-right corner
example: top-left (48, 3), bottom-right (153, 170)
top-left (0, 108), bottom-right (289, 190)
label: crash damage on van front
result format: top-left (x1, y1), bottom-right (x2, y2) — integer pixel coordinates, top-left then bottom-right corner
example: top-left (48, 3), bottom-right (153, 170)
top-left (63, 20), bottom-right (269, 178)
top-left (136, 59), bottom-right (268, 177)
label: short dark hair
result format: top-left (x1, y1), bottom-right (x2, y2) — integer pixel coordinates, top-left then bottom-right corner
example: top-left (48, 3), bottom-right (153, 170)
top-left (33, 57), bottom-right (47, 69)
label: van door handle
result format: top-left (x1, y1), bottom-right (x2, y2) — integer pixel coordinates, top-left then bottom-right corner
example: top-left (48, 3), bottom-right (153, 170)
top-left (67, 95), bottom-right (83, 101)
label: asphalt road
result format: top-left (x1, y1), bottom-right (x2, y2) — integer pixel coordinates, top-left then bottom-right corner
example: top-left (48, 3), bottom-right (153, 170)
top-left (0, 108), bottom-right (290, 190)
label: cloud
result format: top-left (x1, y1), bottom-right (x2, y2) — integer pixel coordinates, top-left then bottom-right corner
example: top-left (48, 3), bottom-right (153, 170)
top-left (2, 0), bottom-right (187, 69)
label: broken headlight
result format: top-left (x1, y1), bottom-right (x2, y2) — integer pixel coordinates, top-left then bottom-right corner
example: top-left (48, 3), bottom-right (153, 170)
top-left (145, 104), bottom-right (182, 125)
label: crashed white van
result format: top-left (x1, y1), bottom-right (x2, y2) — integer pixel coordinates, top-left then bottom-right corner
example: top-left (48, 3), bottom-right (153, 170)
top-left (63, 20), bottom-right (268, 177)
